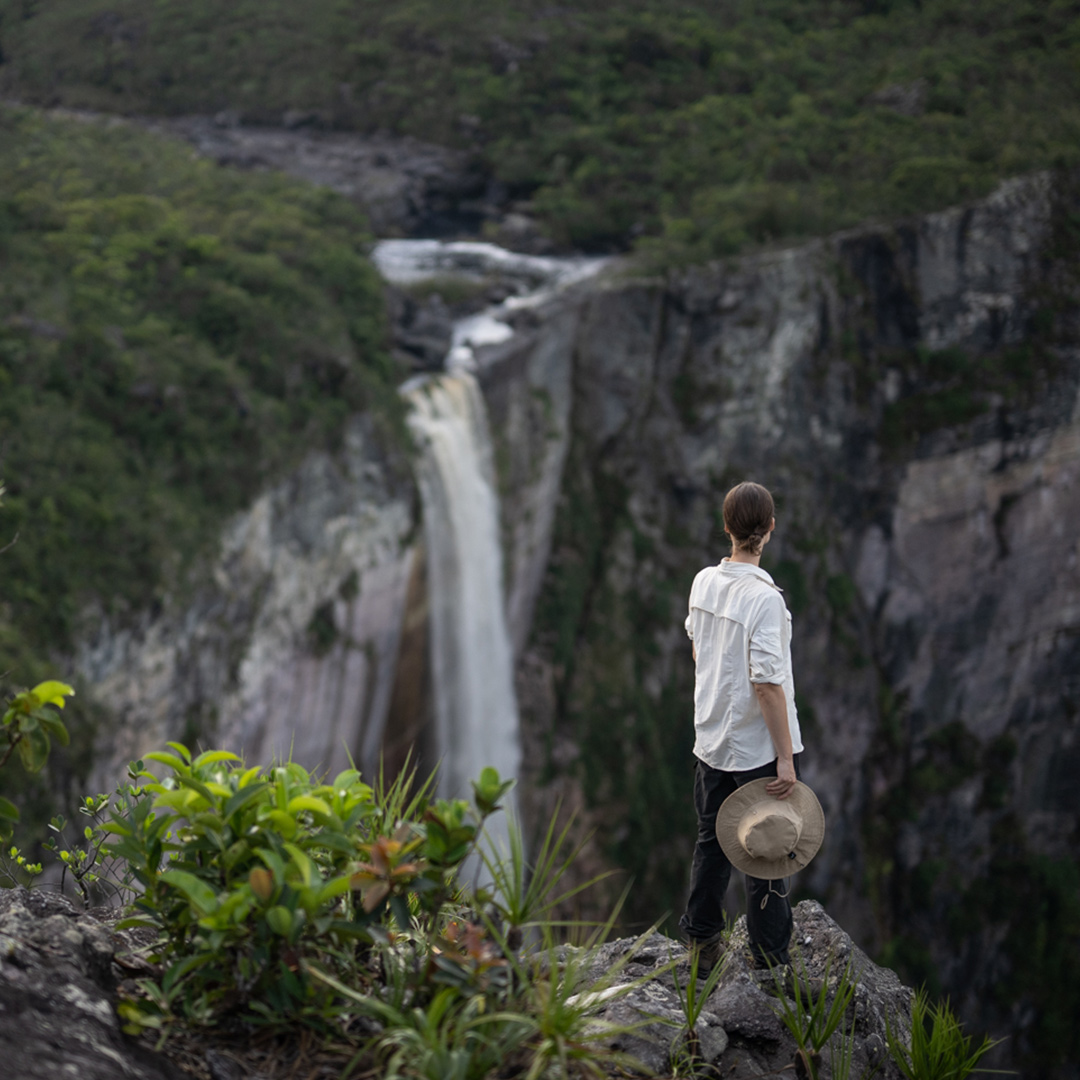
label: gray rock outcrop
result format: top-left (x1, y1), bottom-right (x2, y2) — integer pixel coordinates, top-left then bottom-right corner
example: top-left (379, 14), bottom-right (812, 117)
top-left (0, 889), bottom-right (180, 1080)
top-left (576, 900), bottom-right (909, 1079)
top-left (151, 115), bottom-right (492, 238)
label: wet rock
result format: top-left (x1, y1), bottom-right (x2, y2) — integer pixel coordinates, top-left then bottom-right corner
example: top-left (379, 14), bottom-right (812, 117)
top-left (385, 288), bottom-right (455, 371)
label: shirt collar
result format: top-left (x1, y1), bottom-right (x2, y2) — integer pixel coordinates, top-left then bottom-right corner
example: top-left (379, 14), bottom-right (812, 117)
top-left (719, 558), bottom-right (781, 590)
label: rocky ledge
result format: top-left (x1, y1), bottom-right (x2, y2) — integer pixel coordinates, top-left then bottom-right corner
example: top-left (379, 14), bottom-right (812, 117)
top-left (0, 888), bottom-right (180, 1080)
top-left (0, 890), bottom-right (910, 1079)
top-left (579, 900), bottom-right (910, 1078)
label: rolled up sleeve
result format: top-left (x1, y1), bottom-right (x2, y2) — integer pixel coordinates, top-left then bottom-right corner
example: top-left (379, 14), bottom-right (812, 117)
top-left (748, 595), bottom-right (785, 683)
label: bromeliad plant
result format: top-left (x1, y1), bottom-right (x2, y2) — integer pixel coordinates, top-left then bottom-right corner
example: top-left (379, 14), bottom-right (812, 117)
top-left (104, 745), bottom-right (515, 1033)
top-left (769, 956), bottom-right (859, 1080)
top-left (885, 989), bottom-right (1005, 1080)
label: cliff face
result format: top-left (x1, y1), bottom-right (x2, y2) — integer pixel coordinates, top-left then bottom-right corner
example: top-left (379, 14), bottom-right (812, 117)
top-left (78, 415), bottom-right (417, 788)
top-left (501, 174), bottom-right (1079, 1074)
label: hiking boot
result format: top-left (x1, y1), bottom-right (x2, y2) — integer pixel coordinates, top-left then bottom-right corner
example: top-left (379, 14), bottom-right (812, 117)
top-left (686, 934), bottom-right (726, 977)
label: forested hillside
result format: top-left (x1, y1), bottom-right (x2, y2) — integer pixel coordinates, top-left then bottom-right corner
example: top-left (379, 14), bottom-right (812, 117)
top-left (2, 0), bottom-right (1078, 256)
top-left (0, 106), bottom-right (399, 811)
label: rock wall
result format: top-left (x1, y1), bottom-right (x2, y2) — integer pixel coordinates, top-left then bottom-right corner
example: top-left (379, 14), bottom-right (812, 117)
top-left (79, 415), bottom-right (417, 788)
top-left (509, 173), bottom-right (1080, 1076)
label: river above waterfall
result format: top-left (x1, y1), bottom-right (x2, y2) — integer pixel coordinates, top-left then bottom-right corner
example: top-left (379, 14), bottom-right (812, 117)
top-left (373, 238), bottom-right (609, 373)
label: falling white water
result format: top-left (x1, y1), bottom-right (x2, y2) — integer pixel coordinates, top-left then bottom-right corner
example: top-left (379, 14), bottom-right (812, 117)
top-left (377, 238), bottom-right (608, 861)
top-left (404, 372), bottom-right (521, 851)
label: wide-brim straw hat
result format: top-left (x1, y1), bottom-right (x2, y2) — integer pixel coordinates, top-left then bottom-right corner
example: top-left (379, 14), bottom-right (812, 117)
top-left (715, 778), bottom-right (825, 880)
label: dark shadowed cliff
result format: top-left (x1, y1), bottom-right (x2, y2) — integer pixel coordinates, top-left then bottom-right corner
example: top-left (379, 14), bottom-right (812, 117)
top-left (480, 172), bottom-right (1080, 1077)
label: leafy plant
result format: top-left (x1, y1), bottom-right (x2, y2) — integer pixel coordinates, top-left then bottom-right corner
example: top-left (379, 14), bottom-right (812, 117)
top-left (90, 742), bottom-right (660, 1077)
top-left (0, 680), bottom-right (74, 841)
top-left (309, 970), bottom-right (533, 1080)
top-left (511, 920), bottom-right (660, 1080)
top-left (886, 988), bottom-right (1005, 1080)
top-left (0, 844), bottom-right (43, 888)
top-left (98, 745), bottom-right (523, 1040)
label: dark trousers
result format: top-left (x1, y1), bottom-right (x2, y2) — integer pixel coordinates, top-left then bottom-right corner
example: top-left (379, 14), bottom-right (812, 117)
top-left (679, 753), bottom-right (801, 966)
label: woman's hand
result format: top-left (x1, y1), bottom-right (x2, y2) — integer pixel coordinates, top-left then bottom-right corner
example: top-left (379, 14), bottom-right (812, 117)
top-left (765, 757), bottom-right (797, 800)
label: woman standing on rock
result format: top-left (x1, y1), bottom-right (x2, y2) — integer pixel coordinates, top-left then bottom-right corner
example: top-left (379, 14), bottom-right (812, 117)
top-left (679, 480), bottom-right (805, 973)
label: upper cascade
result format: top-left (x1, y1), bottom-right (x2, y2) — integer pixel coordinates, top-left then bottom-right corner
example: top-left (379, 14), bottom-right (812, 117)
top-left (373, 239), bottom-right (608, 373)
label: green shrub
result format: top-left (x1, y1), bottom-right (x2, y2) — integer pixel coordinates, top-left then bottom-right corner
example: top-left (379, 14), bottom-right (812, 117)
top-left (0, 680), bottom-right (74, 840)
top-left (101, 745), bottom-right (512, 1030)
top-left (3, 2), bottom-right (1079, 258)
top-left (0, 106), bottom-right (400, 698)
top-left (54, 745), bottom-right (661, 1077)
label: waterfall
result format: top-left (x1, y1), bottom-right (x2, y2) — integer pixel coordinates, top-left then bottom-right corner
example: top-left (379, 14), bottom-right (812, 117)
top-left (403, 372), bottom-right (521, 829)
top-left (374, 238), bottom-right (608, 857)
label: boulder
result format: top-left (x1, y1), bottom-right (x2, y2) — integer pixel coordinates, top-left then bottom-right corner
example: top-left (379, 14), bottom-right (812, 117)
top-left (565, 900), bottom-right (910, 1078)
top-left (0, 889), bottom-right (180, 1080)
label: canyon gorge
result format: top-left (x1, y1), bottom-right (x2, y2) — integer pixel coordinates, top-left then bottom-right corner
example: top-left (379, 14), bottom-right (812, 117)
top-left (57, 139), bottom-right (1080, 1077)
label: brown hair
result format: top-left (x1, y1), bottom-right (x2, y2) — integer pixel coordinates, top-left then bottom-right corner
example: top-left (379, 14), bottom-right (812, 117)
top-left (723, 481), bottom-right (775, 556)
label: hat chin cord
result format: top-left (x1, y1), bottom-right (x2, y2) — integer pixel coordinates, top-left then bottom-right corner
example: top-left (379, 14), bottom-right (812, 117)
top-left (759, 878), bottom-right (791, 909)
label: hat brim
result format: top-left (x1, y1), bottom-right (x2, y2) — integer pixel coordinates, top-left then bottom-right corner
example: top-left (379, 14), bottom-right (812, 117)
top-left (715, 778), bottom-right (825, 880)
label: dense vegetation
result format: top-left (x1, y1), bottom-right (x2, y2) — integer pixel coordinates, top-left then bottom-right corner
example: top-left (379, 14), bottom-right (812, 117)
top-left (0, 105), bottom-right (397, 760)
top-left (2, 0), bottom-right (1079, 256)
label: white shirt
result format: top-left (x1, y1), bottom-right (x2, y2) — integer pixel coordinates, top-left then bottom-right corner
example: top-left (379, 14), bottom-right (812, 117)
top-left (685, 560), bottom-right (803, 771)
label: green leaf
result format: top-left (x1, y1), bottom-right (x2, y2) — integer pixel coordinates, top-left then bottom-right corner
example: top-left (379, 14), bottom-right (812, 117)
top-left (265, 905), bottom-right (293, 937)
top-left (159, 869), bottom-right (220, 915)
top-left (237, 766), bottom-right (263, 788)
top-left (166, 742), bottom-right (193, 764)
top-left (283, 842), bottom-right (317, 888)
top-left (37, 713), bottom-right (70, 747)
top-left (222, 782), bottom-right (269, 822)
top-left (98, 820), bottom-right (133, 836)
top-left (331, 769), bottom-right (362, 790)
top-left (260, 809), bottom-right (298, 839)
top-left (17, 726), bottom-right (50, 772)
top-left (175, 774), bottom-right (218, 806)
top-left (472, 767), bottom-right (514, 814)
top-left (389, 895), bottom-right (412, 932)
top-left (316, 874), bottom-right (354, 905)
top-left (192, 749), bottom-right (242, 769)
top-left (162, 952), bottom-right (214, 995)
top-left (29, 681), bottom-right (74, 709)
top-left (286, 794), bottom-right (332, 818)
top-left (113, 916), bottom-right (158, 930)
top-left (0, 797), bottom-right (20, 824)
top-left (143, 751), bottom-right (189, 773)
